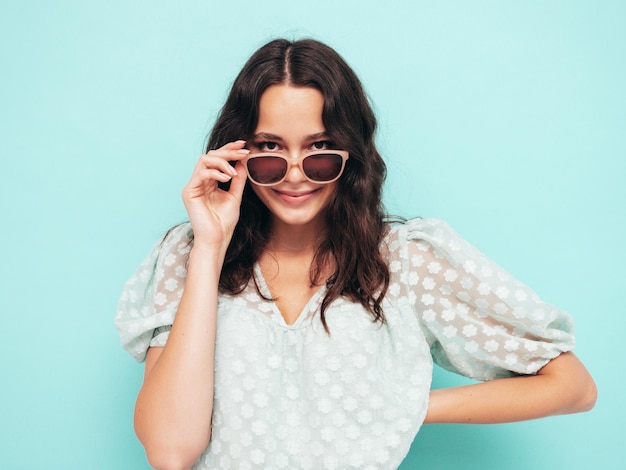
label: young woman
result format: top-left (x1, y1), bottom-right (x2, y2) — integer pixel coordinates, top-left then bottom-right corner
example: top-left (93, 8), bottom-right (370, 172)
top-left (116, 39), bottom-right (596, 470)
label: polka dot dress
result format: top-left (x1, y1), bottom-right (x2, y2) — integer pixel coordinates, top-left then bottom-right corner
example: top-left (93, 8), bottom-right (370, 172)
top-left (115, 218), bottom-right (575, 469)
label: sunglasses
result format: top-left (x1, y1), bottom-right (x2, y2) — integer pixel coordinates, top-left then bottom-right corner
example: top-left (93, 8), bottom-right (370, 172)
top-left (243, 150), bottom-right (349, 186)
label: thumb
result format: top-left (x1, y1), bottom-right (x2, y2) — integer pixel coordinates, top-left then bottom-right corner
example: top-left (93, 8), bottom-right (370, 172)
top-left (228, 162), bottom-right (248, 201)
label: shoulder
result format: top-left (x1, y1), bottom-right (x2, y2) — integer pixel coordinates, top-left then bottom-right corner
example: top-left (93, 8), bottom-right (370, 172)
top-left (384, 217), bottom-right (456, 247)
top-left (152, 223), bottom-right (194, 288)
top-left (383, 217), bottom-right (473, 273)
top-left (115, 222), bottom-right (194, 362)
top-left (159, 222), bottom-right (194, 254)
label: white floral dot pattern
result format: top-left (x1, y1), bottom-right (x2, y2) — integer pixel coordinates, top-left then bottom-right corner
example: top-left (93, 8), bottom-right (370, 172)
top-left (115, 218), bottom-right (575, 469)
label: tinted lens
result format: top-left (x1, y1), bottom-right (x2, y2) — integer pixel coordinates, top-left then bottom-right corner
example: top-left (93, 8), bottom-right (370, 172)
top-left (302, 153), bottom-right (343, 182)
top-left (246, 156), bottom-right (288, 184)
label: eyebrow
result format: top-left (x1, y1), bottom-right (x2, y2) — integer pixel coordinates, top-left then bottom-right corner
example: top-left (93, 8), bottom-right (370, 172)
top-left (252, 131), bottom-right (329, 142)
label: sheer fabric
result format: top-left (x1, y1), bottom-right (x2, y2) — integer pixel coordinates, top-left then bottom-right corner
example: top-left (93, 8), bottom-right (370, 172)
top-left (115, 218), bottom-right (574, 469)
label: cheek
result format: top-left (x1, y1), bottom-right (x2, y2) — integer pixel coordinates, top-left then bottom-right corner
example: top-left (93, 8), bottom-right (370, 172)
top-left (323, 183), bottom-right (339, 202)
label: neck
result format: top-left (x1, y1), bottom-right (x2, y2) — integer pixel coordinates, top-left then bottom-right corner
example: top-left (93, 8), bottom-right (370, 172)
top-left (262, 216), bottom-right (335, 285)
top-left (267, 218), bottom-right (326, 254)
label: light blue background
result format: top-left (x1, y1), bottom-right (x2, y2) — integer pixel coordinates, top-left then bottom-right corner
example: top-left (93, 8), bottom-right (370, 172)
top-left (1, 1), bottom-right (624, 469)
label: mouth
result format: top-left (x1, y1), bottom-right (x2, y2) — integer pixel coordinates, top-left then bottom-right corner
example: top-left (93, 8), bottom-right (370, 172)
top-left (273, 188), bottom-right (320, 205)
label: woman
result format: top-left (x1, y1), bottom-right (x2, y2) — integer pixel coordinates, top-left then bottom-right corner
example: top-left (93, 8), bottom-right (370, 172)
top-left (116, 39), bottom-right (596, 469)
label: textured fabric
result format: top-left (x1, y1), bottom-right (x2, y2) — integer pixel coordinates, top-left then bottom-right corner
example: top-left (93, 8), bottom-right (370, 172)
top-left (115, 218), bottom-right (575, 469)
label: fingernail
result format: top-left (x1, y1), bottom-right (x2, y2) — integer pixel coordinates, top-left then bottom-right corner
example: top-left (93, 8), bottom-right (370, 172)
top-left (237, 149), bottom-right (250, 154)
top-left (235, 139), bottom-right (246, 144)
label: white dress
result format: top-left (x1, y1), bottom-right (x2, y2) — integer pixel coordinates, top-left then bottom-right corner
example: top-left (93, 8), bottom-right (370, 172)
top-left (115, 218), bottom-right (575, 469)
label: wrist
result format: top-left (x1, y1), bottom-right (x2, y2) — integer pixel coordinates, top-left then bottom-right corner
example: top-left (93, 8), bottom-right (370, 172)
top-left (188, 243), bottom-right (227, 271)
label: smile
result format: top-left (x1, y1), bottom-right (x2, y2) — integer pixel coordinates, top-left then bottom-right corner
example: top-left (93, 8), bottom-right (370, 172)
top-left (273, 188), bottom-right (320, 205)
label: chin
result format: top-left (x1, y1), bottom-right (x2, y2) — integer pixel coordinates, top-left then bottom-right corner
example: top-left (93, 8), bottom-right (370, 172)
top-left (252, 183), bottom-right (337, 231)
top-left (270, 206), bottom-right (328, 229)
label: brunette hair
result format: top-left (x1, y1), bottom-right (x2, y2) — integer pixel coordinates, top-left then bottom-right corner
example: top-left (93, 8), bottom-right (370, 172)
top-left (209, 38), bottom-right (391, 330)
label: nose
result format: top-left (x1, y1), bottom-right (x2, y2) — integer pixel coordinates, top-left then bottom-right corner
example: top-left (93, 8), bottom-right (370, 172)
top-left (283, 156), bottom-right (307, 183)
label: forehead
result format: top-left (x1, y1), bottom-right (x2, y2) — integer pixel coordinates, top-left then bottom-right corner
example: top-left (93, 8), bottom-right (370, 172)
top-left (255, 85), bottom-right (325, 138)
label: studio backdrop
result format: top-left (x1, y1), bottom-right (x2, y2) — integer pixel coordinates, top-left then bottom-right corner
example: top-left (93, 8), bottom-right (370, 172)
top-left (1, 1), bottom-right (624, 469)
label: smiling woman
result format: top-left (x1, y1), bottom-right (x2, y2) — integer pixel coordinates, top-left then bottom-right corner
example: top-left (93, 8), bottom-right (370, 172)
top-left (246, 86), bottom-right (340, 230)
top-left (114, 38), bottom-right (596, 470)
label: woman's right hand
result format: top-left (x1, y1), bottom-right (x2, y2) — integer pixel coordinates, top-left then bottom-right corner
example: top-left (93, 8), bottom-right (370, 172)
top-left (138, 142), bottom-right (249, 468)
top-left (181, 140), bottom-right (249, 250)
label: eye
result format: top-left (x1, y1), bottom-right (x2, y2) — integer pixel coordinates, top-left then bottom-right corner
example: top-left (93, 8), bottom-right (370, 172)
top-left (311, 141), bottom-right (331, 150)
top-left (257, 141), bottom-right (280, 151)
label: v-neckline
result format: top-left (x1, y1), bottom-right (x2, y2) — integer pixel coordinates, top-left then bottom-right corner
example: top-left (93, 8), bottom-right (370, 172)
top-left (253, 262), bottom-right (327, 328)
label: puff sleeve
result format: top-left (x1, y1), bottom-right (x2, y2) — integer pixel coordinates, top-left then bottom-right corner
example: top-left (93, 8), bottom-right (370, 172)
top-left (114, 223), bottom-right (193, 362)
top-left (399, 218), bottom-right (575, 380)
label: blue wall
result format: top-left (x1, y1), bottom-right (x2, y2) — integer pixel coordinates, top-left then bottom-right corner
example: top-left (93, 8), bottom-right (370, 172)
top-left (1, 1), bottom-right (623, 468)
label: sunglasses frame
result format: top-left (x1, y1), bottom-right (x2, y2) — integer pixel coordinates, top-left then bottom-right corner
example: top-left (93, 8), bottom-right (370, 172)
top-left (243, 149), bottom-right (350, 186)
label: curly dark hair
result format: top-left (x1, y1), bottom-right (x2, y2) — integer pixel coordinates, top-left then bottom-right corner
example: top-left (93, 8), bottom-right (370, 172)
top-left (207, 38), bottom-right (391, 330)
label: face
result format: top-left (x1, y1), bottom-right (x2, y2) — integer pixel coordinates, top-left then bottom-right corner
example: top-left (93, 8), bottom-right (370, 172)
top-left (248, 85), bottom-right (338, 231)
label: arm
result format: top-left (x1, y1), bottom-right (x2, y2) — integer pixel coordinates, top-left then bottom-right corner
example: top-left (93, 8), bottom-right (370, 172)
top-left (399, 219), bottom-right (595, 425)
top-left (424, 351), bottom-right (597, 424)
top-left (134, 141), bottom-right (249, 470)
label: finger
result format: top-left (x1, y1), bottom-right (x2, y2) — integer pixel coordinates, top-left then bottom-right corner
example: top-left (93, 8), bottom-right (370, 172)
top-left (196, 168), bottom-right (233, 183)
top-left (203, 147), bottom-right (250, 162)
top-left (228, 161), bottom-right (247, 200)
top-left (204, 140), bottom-right (247, 158)
top-left (218, 140), bottom-right (247, 150)
top-left (184, 169), bottom-right (231, 196)
top-left (199, 154), bottom-right (245, 175)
